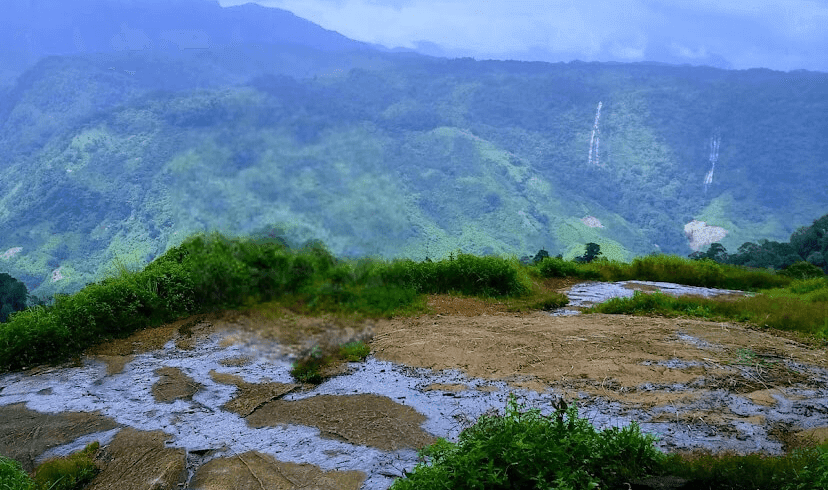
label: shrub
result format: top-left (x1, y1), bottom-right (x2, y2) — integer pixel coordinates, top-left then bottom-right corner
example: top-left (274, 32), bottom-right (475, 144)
top-left (781, 261), bottom-right (826, 281)
top-left (536, 257), bottom-right (580, 278)
top-left (390, 394), bottom-right (665, 490)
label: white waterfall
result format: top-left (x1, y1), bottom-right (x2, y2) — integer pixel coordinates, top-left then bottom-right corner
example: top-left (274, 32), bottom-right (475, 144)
top-left (704, 135), bottom-right (720, 194)
top-left (588, 102), bottom-right (602, 167)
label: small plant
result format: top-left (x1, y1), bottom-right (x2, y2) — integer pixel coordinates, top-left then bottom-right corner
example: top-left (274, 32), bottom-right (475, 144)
top-left (731, 348), bottom-right (777, 368)
top-left (33, 442), bottom-right (100, 490)
top-left (338, 341), bottom-right (371, 361)
top-left (290, 341), bottom-right (371, 383)
top-left (0, 456), bottom-right (34, 490)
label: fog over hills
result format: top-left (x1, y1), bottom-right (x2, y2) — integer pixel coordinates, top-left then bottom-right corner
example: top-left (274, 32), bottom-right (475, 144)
top-left (0, 0), bottom-right (826, 301)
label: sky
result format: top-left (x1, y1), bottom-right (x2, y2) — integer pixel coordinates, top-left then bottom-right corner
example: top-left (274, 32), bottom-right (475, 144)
top-left (217, 0), bottom-right (828, 72)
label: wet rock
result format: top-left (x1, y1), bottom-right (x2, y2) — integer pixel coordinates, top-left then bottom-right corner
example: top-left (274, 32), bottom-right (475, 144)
top-left (152, 367), bottom-right (203, 403)
top-left (87, 428), bottom-right (186, 490)
top-left (189, 451), bottom-right (365, 490)
top-left (245, 393), bottom-right (438, 452)
top-left (0, 403), bottom-right (119, 472)
top-left (209, 370), bottom-right (299, 416)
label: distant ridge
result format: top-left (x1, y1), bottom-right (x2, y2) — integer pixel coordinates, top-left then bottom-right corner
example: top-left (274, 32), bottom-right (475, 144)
top-left (0, 0), bottom-right (379, 60)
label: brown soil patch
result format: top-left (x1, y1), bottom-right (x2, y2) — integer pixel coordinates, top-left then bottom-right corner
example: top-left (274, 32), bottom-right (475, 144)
top-left (87, 428), bottom-right (186, 490)
top-left (0, 403), bottom-right (119, 472)
top-left (152, 366), bottom-right (204, 403)
top-left (86, 315), bottom-right (216, 374)
top-left (209, 370), bottom-right (299, 417)
top-left (368, 293), bottom-right (828, 407)
top-left (190, 451), bottom-right (365, 490)
top-left (219, 356), bottom-right (253, 367)
top-left (245, 394), bottom-right (438, 452)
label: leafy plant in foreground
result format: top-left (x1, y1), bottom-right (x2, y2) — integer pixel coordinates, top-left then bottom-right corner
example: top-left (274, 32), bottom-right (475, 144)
top-left (0, 456), bottom-right (34, 490)
top-left (390, 394), bottom-right (665, 490)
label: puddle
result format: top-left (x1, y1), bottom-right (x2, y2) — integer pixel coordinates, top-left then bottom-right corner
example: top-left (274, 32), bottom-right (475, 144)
top-left (1, 282), bottom-right (828, 489)
top-left (550, 280), bottom-right (751, 315)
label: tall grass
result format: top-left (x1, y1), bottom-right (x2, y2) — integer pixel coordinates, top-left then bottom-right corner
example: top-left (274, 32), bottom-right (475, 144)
top-left (585, 278), bottom-right (828, 340)
top-left (533, 254), bottom-right (792, 291)
top-left (0, 233), bottom-right (533, 371)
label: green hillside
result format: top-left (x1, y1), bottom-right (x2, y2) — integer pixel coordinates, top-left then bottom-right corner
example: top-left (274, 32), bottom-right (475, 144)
top-left (0, 47), bottom-right (826, 302)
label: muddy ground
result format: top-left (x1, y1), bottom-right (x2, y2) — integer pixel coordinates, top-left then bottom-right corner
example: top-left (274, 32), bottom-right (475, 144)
top-left (2, 279), bottom-right (828, 490)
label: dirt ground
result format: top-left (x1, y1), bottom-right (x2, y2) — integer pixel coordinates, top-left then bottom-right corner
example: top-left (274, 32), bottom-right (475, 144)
top-left (4, 279), bottom-right (828, 489)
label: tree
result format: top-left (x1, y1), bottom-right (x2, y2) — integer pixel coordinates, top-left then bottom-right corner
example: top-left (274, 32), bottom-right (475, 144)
top-left (532, 248), bottom-right (550, 264)
top-left (0, 273), bottom-right (28, 323)
top-left (704, 243), bottom-right (728, 263)
top-left (574, 243), bottom-right (603, 263)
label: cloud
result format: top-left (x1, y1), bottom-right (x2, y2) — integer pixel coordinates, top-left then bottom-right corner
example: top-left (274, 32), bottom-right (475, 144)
top-left (217, 0), bottom-right (828, 71)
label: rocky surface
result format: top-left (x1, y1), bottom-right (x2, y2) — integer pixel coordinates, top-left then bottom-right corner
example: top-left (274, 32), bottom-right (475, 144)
top-left (1, 281), bottom-right (827, 489)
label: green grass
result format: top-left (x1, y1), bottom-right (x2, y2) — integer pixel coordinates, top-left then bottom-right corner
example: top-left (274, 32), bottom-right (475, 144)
top-left (2, 230), bottom-right (828, 489)
top-left (1, 442), bottom-right (99, 490)
top-left (657, 442), bottom-right (828, 490)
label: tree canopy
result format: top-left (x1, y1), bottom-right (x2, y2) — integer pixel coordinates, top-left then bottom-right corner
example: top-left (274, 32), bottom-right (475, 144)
top-left (0, 273), bottom-right (28, 323)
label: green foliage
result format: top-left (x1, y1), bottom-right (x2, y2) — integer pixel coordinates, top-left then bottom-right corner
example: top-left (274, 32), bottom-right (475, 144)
top-left (33, 442), bottom-right (99, 490)
top-left (628, 254), bottom-right (791, 291)
top-left (380, 253), bottom-right (529, 298)
top-left (0, 442), bottom-right (100, 490)
top-left (0, 273), bottom-right (28, 323)
top-left (522, 291), bottom-right (570, 311)
top-left (587, 288), bottom-right (828, 338)
top-left (536, 257), bottom-right (581, 278)
top-left (338, 340), bottom-right (371, 361)
top-left (777, 444), bottom-right (828, 490)
top-left (780, 261), bottom-right (826, 281)
top-left (0, 456), bottom-right (34, 490)
top-left (390, 394), bottom-right (665, 490)
top-left (290, 340), bottom-right (372, 384)
top-left (659, 443), bottom-right (828, 490)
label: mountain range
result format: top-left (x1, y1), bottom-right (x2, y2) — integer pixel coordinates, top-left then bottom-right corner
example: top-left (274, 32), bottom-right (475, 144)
top-left (0, 0), bottom-right (827, 302)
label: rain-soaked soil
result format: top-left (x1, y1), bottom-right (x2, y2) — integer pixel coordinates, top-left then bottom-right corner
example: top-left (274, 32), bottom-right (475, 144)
top-left (2, 278), bottom-right (828, 490)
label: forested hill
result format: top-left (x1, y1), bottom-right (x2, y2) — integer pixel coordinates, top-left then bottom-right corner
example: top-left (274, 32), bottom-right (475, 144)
top-left (0, 40), bottom-right (827, 301)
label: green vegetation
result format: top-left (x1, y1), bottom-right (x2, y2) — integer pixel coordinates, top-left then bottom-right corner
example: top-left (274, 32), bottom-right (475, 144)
top-left (1, 230), bottom-right (828, 488)
top-left (3, 47), bottom-right (828, 305)
top-left (389, 394), bottom-right (828, 490)
top-left (390, 394), bottom-right (664, 490)
top-left (0, 442), bottom-right (99, 490)
top-left (1, 456), bottom-right (34, 490)
top-left (657, 443), bottom-right (828, 490)
top-left (0, 272), bottom-right (28, 323)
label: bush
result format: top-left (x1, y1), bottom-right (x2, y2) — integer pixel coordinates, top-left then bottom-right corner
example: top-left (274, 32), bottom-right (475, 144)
top-left (536, 257), bottom-right (580, 278)
top-left (781, 261), bottom-right (826, 281)
top-left (390, 394), bottom-right (665, 490)
top-left (379, 254), bottom-right (527, 298)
